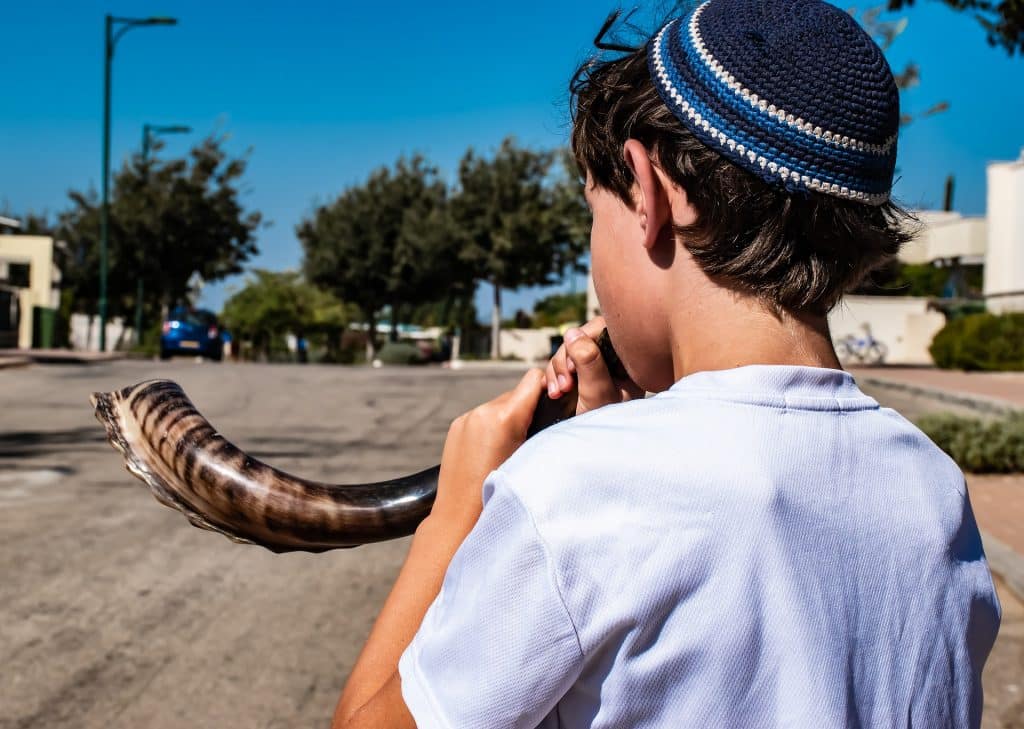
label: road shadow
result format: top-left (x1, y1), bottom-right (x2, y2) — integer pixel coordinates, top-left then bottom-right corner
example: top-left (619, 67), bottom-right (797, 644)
top-left (0, 427), bottom-right (107, 459)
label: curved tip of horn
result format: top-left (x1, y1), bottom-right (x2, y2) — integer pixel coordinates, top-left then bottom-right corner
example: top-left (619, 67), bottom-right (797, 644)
top-left (90, 387), bottom-right (155, 494)
top-left (90, 381), bottom-right (257, 548)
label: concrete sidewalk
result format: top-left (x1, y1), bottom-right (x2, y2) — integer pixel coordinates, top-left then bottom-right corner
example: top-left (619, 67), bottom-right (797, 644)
top-left (849, 365), bottom-right (1024, 414)
top-left (0, 356), bottom-right (30, 369)
top-left (0, 348), bottom-right (125, 365)
top-left (969, 475), bottom-right (1024, 601)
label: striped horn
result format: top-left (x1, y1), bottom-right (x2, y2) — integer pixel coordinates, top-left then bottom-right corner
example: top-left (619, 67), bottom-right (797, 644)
top-left (91, 329), bottom-right (625, 552)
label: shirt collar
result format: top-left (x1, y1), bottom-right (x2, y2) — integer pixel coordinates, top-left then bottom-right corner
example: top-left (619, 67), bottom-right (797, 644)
top-left (663, 365), bottom-right (878, 412)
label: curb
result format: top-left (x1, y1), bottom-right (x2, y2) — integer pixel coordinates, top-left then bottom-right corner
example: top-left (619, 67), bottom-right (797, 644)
top-left (446, 359), bottom-right (534, 371)
top-left (0, 357), bottom-right (31, 370)
top-left (855, 375), bottom-right (1022, 417)
top-left (982, 530), bottom-right (1024, 601)
top-left (0, 350), bottom-right (126, 365)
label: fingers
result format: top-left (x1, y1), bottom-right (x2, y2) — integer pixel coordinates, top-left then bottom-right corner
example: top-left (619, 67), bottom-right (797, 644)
top-left (578, 315), bottom-right (607, 339)
top-left (564, 328), bottom-right (618, 415)
top-left (545, 316), bottom-right (607, 399)
top-left (546, 345), bottom-right (572, 398)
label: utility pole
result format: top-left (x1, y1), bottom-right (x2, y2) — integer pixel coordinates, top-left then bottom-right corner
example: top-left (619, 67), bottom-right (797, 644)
top-left (135, 123), bottom-right (191, 345)
top-left (99, 14), bottom-right (177, 351)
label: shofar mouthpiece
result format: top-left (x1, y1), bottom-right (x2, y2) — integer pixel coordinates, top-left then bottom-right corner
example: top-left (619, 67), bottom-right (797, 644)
top-left (90, 381), bottom-right (438, 553)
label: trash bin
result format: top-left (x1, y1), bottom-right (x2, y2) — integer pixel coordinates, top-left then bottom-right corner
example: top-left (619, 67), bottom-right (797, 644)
top-left (549, 334), bottom-right (564, 358)
top-left (32, 306), bottom-right (56, 349)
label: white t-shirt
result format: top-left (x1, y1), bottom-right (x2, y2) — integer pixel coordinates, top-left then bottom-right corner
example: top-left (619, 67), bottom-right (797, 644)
top-left (399, 365), bottom-right (1001, 728)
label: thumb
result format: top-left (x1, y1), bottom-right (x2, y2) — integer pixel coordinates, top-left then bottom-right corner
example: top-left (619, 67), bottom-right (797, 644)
top-left (564, 328), bottom-right (618, 415)
top-left (503, 368), bottom-right (548, 434)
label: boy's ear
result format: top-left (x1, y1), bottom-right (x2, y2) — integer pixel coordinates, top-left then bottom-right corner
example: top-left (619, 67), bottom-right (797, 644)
top-left (622, 139), bottom-right (670, 250)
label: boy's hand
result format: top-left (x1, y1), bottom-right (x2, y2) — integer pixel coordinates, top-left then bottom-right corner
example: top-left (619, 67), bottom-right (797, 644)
top-left (546, 316), bottom-right (644, 415)
top-left (427, 369), bottom-right (546, 534)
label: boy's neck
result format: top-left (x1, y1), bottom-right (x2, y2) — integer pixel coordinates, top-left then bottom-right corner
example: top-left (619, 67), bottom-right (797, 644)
top-left (668, 294), bottom-right (842, 381)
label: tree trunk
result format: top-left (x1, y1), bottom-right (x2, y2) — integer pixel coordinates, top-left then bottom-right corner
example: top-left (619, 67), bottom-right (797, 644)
top-left (451, 328), bottom-right (461, 362)
top-left (366, 313), bottom-right (378, 362)
top-left (327, 327), bottom-right (341, 362)
top-left (159, 293), bottom-right (170, 324)
top-left (390, 303), bottom-right (399, 343)
top-left (490, 282), bottom-right (502, 360)
top-left (114, 322), bottom-right (127, 352)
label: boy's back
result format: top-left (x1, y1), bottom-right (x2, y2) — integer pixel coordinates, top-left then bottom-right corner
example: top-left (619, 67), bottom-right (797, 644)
top-left (400, 366), bottom-right (1000, 727)
top-left (333, 2), bottom-right (1001, 726)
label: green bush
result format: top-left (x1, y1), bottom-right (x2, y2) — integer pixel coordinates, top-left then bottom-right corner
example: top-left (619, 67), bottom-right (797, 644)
top-left (131, 321), bottom-right (164, 357)
top-left (376, 341), bottom-right (426, 365)
top-left (917, 412), bottom-right (1024, 473)
top-left (929, 312), bottom-right (1024, 371)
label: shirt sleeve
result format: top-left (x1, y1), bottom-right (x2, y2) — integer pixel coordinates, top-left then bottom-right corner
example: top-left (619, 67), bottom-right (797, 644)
top-left (398, 471), bottom-right (584, 729)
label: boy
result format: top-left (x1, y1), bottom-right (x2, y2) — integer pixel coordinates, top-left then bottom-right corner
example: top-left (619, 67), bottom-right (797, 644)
top-left (333, 0), bottom-right (1001, 726)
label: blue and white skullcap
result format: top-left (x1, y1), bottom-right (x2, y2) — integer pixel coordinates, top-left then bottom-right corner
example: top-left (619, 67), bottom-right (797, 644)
top-left (647, 0), bottom-right (900, 204)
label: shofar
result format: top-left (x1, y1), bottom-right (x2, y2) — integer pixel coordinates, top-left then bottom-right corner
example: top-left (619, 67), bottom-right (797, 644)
top-left (91, 329), bottom-right (625, 553)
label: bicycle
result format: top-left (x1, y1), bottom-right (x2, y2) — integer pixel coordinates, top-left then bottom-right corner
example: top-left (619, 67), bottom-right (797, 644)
top-left (835, 331), bottom-right (888, 365)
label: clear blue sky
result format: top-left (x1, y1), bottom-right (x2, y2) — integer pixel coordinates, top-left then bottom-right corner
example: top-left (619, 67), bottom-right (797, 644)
top-left (3, 1), bottom-right (1022, 319)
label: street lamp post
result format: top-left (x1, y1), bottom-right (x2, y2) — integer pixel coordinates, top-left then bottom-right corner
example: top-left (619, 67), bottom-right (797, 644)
top-left (99, 14), bottom-right (177, 352)
top-left (135, 123), bottom-right (191, 345)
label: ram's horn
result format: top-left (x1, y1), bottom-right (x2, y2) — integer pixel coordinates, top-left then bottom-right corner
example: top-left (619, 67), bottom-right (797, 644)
top-left (90, 381), bottom-right (446, 552)
top-left (91, 329), bottom-right (626, 552)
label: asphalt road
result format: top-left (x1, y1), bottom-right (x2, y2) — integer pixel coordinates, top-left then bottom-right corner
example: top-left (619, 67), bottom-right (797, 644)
top-left (0, 360), bottom-right (523, 729)
top-left (0, 361), bottom-right (1019, 728)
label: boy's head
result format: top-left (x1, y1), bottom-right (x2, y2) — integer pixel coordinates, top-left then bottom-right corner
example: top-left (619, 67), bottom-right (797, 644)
top-left (570, 0), bottom-right (915, 385)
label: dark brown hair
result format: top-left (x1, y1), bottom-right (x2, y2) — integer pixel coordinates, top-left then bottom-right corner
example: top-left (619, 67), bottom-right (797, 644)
top-left (569, 46), bottom-right (917, 314)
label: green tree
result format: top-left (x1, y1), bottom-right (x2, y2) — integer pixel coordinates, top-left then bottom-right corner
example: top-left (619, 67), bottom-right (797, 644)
top-left (854, 260), bottom-right (984, 297)
top-left (56, 134), bottom-right (261, 329)
top-left (221, 269), bottom-right (352, 360)
top-left (450, 138), bottom-right (589, 358)
top-left (299, 156), bottom-right (465, 359)
top-left (887, 0), bottom-right (1024, 55)
top-left (383, 157), bottom-right (470, 340)
top-left (532, 291), bottom-right (587, 327)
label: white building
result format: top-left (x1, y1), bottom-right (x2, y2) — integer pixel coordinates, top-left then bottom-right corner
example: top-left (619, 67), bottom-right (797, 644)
top-left (983, 155), bottom-right (1024, 313)
top-left (900, 209), bottom-right (986, 267)
top-left (0, 235), bottom-right (62, 349)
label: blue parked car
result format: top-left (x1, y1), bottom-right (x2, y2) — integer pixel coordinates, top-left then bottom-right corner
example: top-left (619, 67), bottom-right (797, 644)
top-left (160, 306), bottom-right (223, 361)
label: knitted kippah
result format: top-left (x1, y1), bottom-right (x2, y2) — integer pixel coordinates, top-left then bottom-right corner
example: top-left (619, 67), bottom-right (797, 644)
top-left (646, 0), bottom-right (899, 205)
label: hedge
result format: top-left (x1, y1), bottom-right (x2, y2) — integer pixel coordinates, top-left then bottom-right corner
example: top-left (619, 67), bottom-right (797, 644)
top-left (376, 341), bottom-right (427, 365)
top-left (929, 312), bottom-right (1024, 371)
top-left (917, 412), bottom-right (1024, 473)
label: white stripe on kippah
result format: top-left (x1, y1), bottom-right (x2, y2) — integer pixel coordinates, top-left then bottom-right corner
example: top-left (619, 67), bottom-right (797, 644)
top-left (686, 2), bottom-right (896, 157)
top-left (650, 22), bottom-right (890, 204)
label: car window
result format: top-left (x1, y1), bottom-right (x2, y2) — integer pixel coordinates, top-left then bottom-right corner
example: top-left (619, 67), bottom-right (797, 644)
top-left (168, 308), bottom-right (218, 327)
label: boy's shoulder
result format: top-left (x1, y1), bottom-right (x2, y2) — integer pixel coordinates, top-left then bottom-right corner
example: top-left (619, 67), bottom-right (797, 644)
top-left (493, 389), bottom-right (757, 519)
top-left (494, 375), bottom-right (966, 527)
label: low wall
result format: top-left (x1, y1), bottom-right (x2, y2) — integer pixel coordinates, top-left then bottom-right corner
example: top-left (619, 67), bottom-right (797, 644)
top-left (499, 327), bottom-right (559, 363)
top-left (828, 295), bottom-right (945, 365)
top-left (69, 313), bottom-right (134, 352)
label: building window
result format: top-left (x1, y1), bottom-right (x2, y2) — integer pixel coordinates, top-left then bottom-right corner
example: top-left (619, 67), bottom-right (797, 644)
top-left (8, 263), bottom-right (30, 288)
